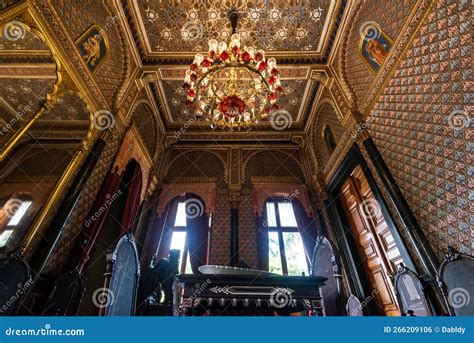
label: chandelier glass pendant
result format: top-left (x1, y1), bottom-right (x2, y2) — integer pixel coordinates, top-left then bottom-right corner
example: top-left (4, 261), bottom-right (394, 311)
top-left (183, 11), bottom-right (283, 130)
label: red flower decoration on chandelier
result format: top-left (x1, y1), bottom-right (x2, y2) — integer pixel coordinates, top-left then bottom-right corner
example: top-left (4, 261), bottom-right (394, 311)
top-left (182, 12), bottom-right (284, 130)
top-left (218, 95), bottom-right (246, 118)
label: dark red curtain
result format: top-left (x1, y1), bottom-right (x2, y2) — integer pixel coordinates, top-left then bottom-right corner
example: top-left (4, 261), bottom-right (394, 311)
top-left (155, 198), bottom-right (180, 260)
top-left (140, 198), bottom-right (179, 269)
top-left (186, 205), bottom-right (209, 274)
top-left (139, 215), bottom-right (158, 269)
top-left (256, 206), bottom-right (269, 271)
top-left (72, 171), bottom-right (122, 273)
top-left (292, 199), bottom-right (318, 264)
top-left (119, 164), bottom-right (142, 237)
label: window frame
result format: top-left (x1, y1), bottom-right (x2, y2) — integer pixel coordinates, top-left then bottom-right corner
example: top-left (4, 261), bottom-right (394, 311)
top-left (0, 196), bottom-right (33, 251)
top-left (170, 201), bottom-right (190, 274)
top-left (6, 200), bottom-right (32, 227)
top-left (266, 199), bottom-right (306, 276)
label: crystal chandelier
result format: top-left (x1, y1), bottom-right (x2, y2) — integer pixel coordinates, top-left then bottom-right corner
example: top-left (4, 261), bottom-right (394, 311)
top-left (183, 10), bottom-right (283, 130)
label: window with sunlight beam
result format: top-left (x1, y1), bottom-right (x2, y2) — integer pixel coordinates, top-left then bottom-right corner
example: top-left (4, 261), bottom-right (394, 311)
top-left (169, 202), bottom-right (193, 274)
top-left (266, 200), bottom-right (308, 276)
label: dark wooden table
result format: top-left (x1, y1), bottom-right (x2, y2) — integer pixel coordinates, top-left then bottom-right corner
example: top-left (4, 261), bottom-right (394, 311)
top-left (173, 274), bottom-right (327, 316)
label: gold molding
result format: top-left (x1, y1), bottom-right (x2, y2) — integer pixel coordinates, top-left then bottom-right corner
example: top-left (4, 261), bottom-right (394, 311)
top-left (250, 176), bottom-right (301, 185)
top-left (327, 0), bottom-right (356, 67)
top-left (164, 176), bottom-right (217, 184)
top-left (21, 145), bottom-right (87, 253)
top-left (27, 1), bottom-right (123, 131)
top-left (0, 4), bottom-right (112, 256)
top-left (0, 16), bottom-right (63, 162)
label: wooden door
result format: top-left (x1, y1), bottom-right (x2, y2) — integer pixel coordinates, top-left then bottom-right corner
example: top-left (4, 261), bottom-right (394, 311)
top-left (340, 165), bottom-right (402, 316)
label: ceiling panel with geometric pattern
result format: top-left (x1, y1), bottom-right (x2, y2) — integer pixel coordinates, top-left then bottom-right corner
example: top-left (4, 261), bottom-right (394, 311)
top-left (130, 0), bottom-right (337, 60)
top-left (151, 65), bottom-right (317, 130)
top-left (124, 0), bottom-right (345, 133)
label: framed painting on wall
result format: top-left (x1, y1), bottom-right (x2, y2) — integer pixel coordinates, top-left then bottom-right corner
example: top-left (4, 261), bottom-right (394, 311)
top-left (75, 24), bottom-right (109, 74)
top-left (359, 23), bottom-right (393, 73)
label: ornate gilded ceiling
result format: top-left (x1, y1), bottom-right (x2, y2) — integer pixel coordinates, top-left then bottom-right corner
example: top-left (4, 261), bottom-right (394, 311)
top-left (0, 0), bottom-right (346, 150)
top-left (153, 65), bottom-right (317, 130)
top-left (129, 0), bottom-right (336, 60)
top-left (124, 0), bottom-right (344, 133)
top-left (0, 25), bottom-right (89, 148)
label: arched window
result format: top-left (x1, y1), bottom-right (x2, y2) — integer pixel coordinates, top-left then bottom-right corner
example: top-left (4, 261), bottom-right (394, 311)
top-left (168, 201), bottom-right (194, 274)
top-left (265, 199), bottom-right (308, 276)
top-left (323, 125), bottom-right (337, 153)
top-left (166, 197), bottom-right (212, 274)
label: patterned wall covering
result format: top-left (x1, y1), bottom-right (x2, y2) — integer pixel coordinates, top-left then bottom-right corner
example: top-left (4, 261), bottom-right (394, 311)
top-left (50, 0), bottom-right (133, 107)
top-left (238, 186), bottom-right (258, 268)
top-left (208, 187), bottom-right (231, 266)
top-left (43, 133), bottom-right (123, 276)
top-left (244, 150), bottom-right (305, 182)
top-left (312, 101), bottom-right (345, 168)
top-left (165, 150), bottom-right (226, 184)
top-left (340, 0), bottom-right (417, 106)
top-left (130, 102), bottom-right (158, 158)
top-left (365, 0), bottom-right (472, 257)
